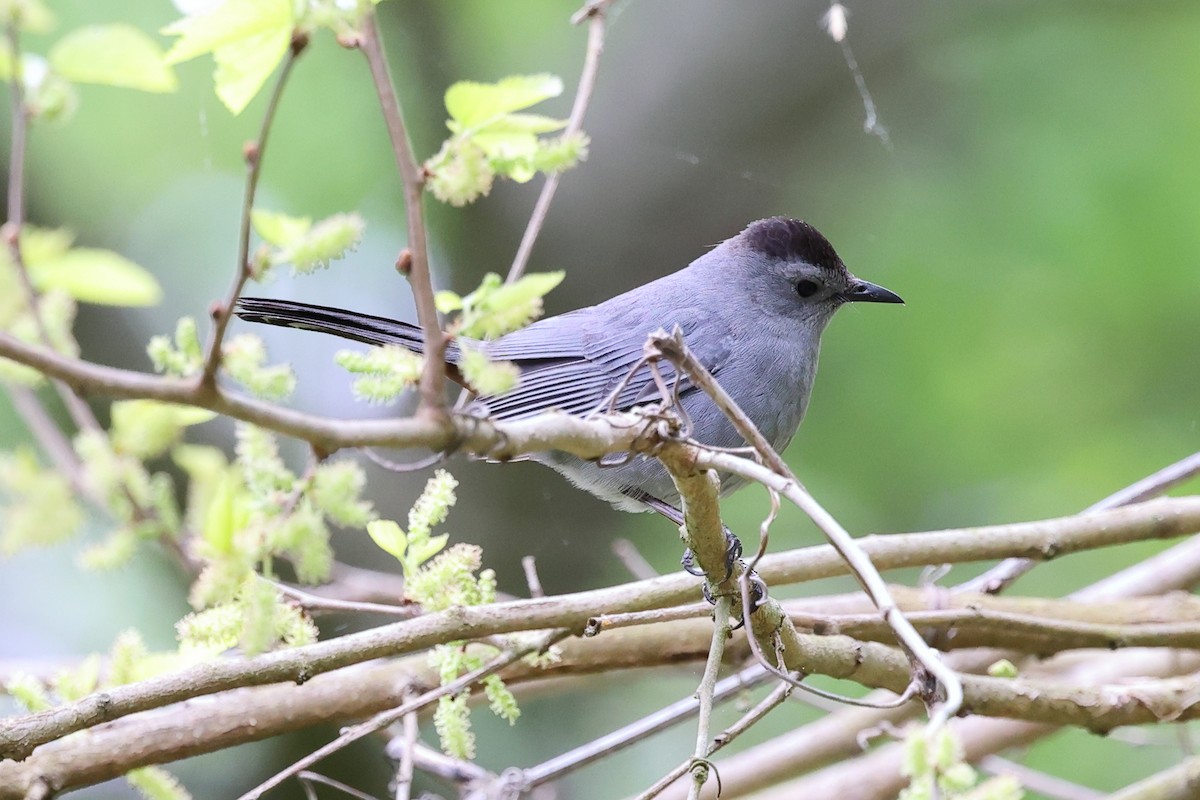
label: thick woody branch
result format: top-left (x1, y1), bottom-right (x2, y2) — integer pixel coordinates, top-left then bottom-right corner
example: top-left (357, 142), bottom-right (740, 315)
top-left (7, 613), bottom-right (1200, 796)
top-left (0, 329), bottom-right (650, 456)
top-left (787, 588), bottom-right (1200, 654)
top-left (3, 496), bottom-right (1198, 761)
top-left (651, 334), bottom-right (962, 724)
top-left (1107, 753), bottom-right (1200, 800)
top-left (653, 522), bottom-right (1200, 800)
top-left (767, 648), bottom-right (1200, 800)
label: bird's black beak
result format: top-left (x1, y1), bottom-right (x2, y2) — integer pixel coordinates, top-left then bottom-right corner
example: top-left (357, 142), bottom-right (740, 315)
top-left (842, 279), bottom-right (904, 305)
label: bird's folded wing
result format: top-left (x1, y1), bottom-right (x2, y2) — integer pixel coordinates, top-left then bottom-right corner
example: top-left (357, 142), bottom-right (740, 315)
top-left (478, 308), bottom-right (730, 421)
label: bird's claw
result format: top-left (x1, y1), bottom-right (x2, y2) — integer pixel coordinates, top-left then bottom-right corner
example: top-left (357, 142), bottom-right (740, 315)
top-left (680, 526), bottom-right (744, 580)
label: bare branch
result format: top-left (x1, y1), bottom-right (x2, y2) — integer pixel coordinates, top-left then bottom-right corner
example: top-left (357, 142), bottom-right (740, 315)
top-left (200, 34), bottom-right (307, 388)
top-left (960, 448), bottom-right (1200, 595)
top-left (1107, 752), bottom-right (1200, 800)
top-left (4, 495), bottom-right (1197, 762)
top-left (687, 595), bottom-right (732, 799)
top-left (357, 12), bottom-right (448, 416)
top-left (636, 675), bottom-right (795, 800)
top-left (238, 629), bottom-right (568, 800)
top-left (506, 0), bottom-right (612, 283)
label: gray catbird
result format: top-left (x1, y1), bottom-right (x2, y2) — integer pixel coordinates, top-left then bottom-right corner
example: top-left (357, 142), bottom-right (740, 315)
top-left (235, 217), bottom-right (902, 518)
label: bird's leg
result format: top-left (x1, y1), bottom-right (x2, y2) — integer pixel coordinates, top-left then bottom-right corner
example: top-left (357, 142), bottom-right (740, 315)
top-left (620, 488), bottom-right (743, 582)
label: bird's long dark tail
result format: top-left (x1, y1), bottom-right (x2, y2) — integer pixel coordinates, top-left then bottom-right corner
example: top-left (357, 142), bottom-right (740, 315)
top-left (234, 297), bottom-right (426, 352)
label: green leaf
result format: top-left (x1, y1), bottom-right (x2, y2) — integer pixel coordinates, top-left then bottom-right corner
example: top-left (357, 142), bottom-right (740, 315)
top-left (212, 28), bottom-right (290, 115)
top-left (49, 24), bottom-right (178, 93)
top-left (367, 519), bottom-right (407, 561)
top-left (488, 271), bottom-right (564, 311)
top-left (434, 291), bottom-right (463, 314)
top-left (460, 348), bottom-right (519, 396)
top-left (445, 74), bottom-right (563, 129)
top-left (28, 248), bottom-right (162, 306)
top-left (407, 533), bottom-right (448, 567)
top-left (126, 766), bottom-right (190, 800)
top-left (18, 226), bottom-right (74, 263)
top-left (110, 400), bottom-right (216, 459)
top-left (161, 0), bottom-right (293, 115)
top-left (279, 212), bottom-right (365, 274)
top-left (202, 471), bottom-right (244, 556)
top-left (251, 208), bottom-right (311, 247)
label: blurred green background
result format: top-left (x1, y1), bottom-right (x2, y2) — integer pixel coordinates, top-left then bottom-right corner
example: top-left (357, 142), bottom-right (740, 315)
top-left (2, 1), bottom-right (1199, 797)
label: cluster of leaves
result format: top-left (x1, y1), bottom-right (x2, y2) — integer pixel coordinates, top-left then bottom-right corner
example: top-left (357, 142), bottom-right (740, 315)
top-left (250, 208), bottom-right (366, 278)
top-left (0, 0), bottom-right (583, 792)
top-left (0, 0), bottom-right (177, 123)
top-left (368, 471), bottom-right (542, 758)
top-left (148, 315), bottom-right (298, 400)
top-left (180, 424), bottom-right (374, 654)
top-left (425, 74), bottom-right (589, 207)
top-left (899, 727), bottom-right (1023, 800)
top-left (161, 0), bottom-right (385, 115)
top-left (0, 399), bottom-right (211, 567)
top-left (436, 270), bottom-right (566, 396)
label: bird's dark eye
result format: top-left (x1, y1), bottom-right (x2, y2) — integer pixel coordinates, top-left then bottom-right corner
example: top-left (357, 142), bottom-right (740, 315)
top-left (794, 279), bottom-right (820, 298)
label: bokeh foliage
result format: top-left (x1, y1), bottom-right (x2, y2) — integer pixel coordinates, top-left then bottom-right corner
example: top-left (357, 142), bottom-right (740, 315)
top-left (2, 1), bottom-right (1199, 798)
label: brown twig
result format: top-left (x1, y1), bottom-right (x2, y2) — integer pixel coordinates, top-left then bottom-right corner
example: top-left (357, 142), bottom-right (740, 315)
top-left (514, 664), bottom-right (773, 792)
top-left (237, 629), bottom-right (569, 799)
top-left (2, 24), bottom-right (98, 436)
top-left (650, 331), bottom-right (963, 726)
top-left (357, 12), bottom-right (448, 417)
top-left (506, 0), bottom-right (612, 283)
top-left (391, 695), bottom-right (420, 800)
top-left (687, 595), bottom-right (731, 799)
top-left (959, 449), bottom-right (1200, 595)
top-left (635, 673), bottom-right (796, 800)
top-left (200, 34), bottom-right (308, 389)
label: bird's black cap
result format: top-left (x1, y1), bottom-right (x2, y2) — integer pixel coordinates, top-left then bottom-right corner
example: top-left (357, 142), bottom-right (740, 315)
top-left (742, 217), bottom-right (844, 273)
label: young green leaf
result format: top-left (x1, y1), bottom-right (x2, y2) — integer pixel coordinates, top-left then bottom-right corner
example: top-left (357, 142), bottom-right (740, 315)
top-left (459, 348), bottom-right (519, 396)
top-left (445, 74), bottom-right (563, 128)
top-left (366, 519), bottom-right (407, 561)
top-left (110, 400), bottom-right (216, 460)
top-left (434, 290), bottom-right (463, 314)
top-left (250, 208), bottom-right (311, 247)
top-left (28, 247), bottom-right (163, 306)
top-left (49, 24), bottom-right (179, 93)
top-left (162, 0), bottom-right (293, 115)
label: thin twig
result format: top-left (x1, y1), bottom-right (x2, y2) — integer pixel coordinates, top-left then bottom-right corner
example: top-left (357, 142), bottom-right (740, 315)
top-left (200, 34), bottom-right (308, 389)
top-left (637, 674), bottom-right (796, 800)
top-left (3, 24), bottom-right (97, 435)
top-left (612, 538), bottom-right (660, 579)
top-left (358, 12), bottom-right (448, 416)
top-left (274, 582), bottom-right (418, 618)
top-left (296, 771), bottom-right (381, 800)
top-left (238, 629), bottom-right (568, 800)
top-left (521, 556), bottom-right (545, 598)
top-left (392, 696), bottom-right (419, 800)
top-left (3, 383), bottom-right (79, 484)
top-left (978, 756), bottom-right (1103, 800)
top-left (960, 449), bottom-right (1200, 595)
top-left (506, 0), bottom-right (611, 283)
top-left (516, 664), bottom-right (772, 790)
top-left (688, 595), bottom-right (731, 800)
top-left (586, 603), bottom-right (708, 636)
